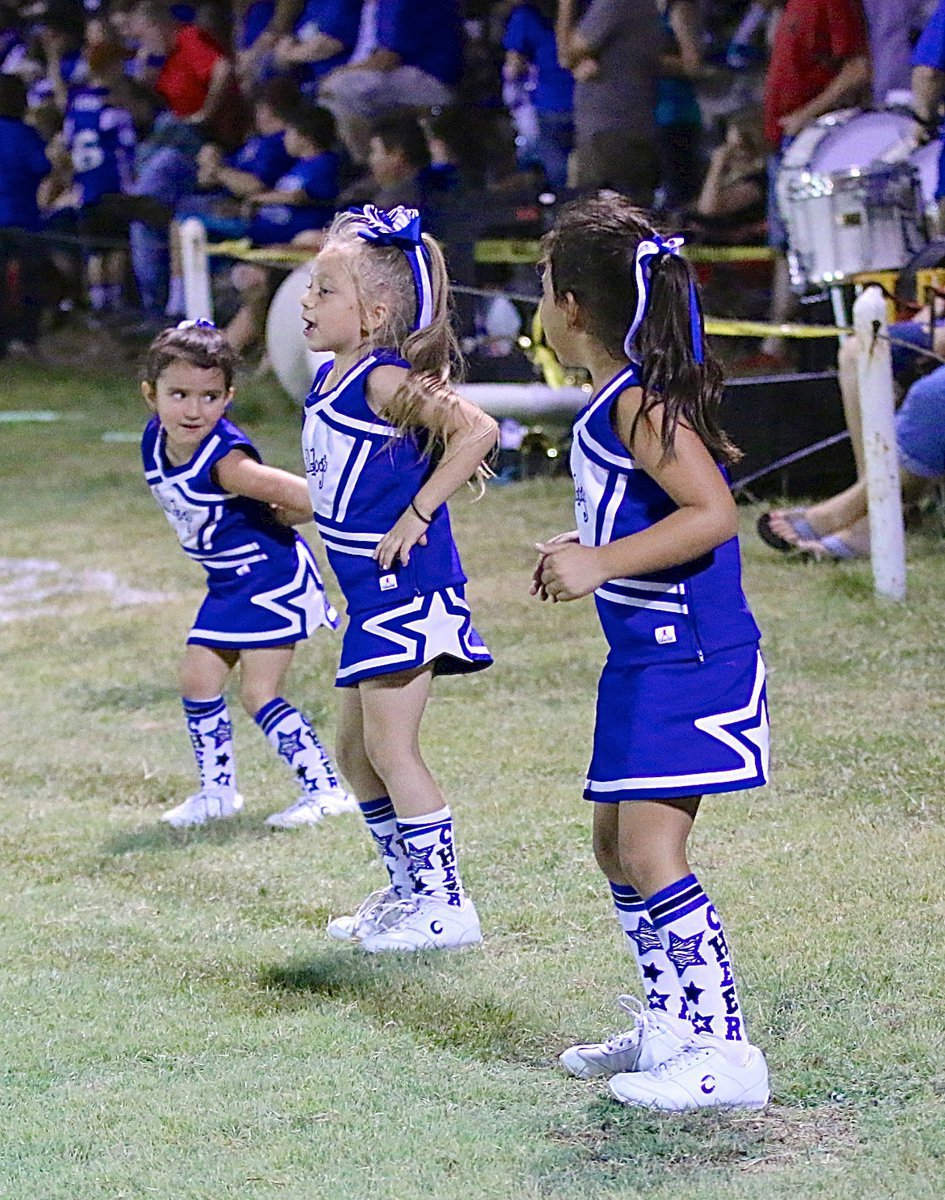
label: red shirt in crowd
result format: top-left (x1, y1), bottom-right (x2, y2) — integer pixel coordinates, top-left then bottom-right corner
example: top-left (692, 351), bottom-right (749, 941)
top-left (156, 25), bottom-right (226, 118)
top-left (763, 0), bottom-right (870, 147)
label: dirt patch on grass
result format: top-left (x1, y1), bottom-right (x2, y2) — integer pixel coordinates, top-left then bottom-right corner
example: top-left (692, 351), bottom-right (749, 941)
top-left (544, 1100), bottom-right (860, 1177)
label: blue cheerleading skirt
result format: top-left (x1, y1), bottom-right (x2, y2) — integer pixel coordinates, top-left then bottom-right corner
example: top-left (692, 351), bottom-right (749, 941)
top-left (335, 585), bottom-right (492, 687)
top-left (188, 538), bottom-right (338, 649)
top-left (585, 644), bottom-right (769, 801)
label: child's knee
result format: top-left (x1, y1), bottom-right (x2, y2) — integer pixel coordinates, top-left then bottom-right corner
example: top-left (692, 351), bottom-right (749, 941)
top-left (238, 680), bottom-right (274, 718)
top-left (362, 729), bottom-right (415, 783)
top-left (592, 823), bottom-right (621, 879)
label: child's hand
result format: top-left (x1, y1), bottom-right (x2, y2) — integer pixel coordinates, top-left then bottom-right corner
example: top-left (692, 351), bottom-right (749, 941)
top-left (533, 539), bottom-right (607, 602)
top-left (530, 530), bottom-right (579, 599)
top-left (375, 509), bottom-right (430, 569)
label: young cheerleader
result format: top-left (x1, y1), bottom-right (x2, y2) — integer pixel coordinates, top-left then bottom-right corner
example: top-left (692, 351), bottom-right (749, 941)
top-left (141, 320), bottom-right (354, 830)
top-left (533, 196), bottom-right (770, 1110)
top-left (299, 206), bottom-right (497, 952)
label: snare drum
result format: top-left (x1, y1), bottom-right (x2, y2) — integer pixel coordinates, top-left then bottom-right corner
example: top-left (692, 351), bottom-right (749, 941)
top-left (778, 109), bottom-right (923, 287)
top-left (786, 162), bottom-right (925, 285)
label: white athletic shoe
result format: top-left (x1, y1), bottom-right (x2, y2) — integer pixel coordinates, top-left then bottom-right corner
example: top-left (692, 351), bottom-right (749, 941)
top-left (265, 789), bottom-right (358, 829)
top-left (161, 790), bottom-right (244, 828)
top-left (326, 885), bottom-right (402, 941)
top-left (560, 995), bottom-right (692, 1079)
top-left (359, 894), bottom-right (482, 953)
top-left (609, 1038), bottom-right (770, 1111)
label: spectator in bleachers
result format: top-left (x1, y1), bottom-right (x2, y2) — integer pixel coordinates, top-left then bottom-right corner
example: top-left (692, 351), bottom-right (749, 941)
top-left (691, 104), bottom-right (766, 239)
top-left (337, 110), bottom-right (429, 209)
top-left (0, 72), bottom-right (51, 354)
top-left (234, 0), bottom-right (295, 86)
top-left (656, 0), bottom-right (706, 212)
top-left (23, 5), bottom-right (88, 111)
top-left (55, 38), bottom-right (137, 311)
top-left (555, 0), bottom-right (662, 203)
top-left (272, 0), bottom-right (362, 98)
top-left (0, 1), bottom-right (28, 75)
top-left (502, 0), bottom-right (573, 191)
top-left (320, 0), bottom-right (462, 162)
top-left (755, 0), bottom-right (871, 370)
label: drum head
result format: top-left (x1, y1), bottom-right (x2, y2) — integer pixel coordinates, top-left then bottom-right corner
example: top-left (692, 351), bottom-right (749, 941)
top-left (265, 262), bottom-right (334, 402)
top-left (809, 110), bottom-right (913, 174)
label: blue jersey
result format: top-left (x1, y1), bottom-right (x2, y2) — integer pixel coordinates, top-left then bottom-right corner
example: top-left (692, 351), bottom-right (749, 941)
top-left (142, 415), bottom-right (300, 573)
top-left (0, 117), bottom-right (49, 230)
top-left (63, 86), bottom-right (136, 207)
top-left (250, 151), bottom-right (339, 244)
top-left (503, 3), bottom-right (574, 114)
top-left (570, 363), bottom-right (760, 666)
top-left (293, 0), bottom-right (362, 86)
top-left (228, 130), bottom-right (293, 188)
top-left (377, 0), bottom-right (463, 86)
top-left (301, 350), bottom-right (466, 614)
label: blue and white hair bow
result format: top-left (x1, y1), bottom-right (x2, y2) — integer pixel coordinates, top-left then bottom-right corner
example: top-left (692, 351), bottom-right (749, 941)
top-left (176, 318), bottom-right (217, 330)
top-left (623, 234), bottom-right (704, 364)
top-left (351, 205), bottom-right (434, 332)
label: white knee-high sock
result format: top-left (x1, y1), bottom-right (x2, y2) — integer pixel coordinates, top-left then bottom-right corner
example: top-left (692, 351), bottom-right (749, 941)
top-left (182, 696), bottom-right (237, 796)
top-left (254, 697), bottom-right (340, 794)
top-left (357, 796), bottom-right (414, 898)
top-left (646, 873), bottom-right (747, 1043)
top-left (397, 807), bottom-right (464, 906)
top-left (609, 881), bottom-right (688, 1020)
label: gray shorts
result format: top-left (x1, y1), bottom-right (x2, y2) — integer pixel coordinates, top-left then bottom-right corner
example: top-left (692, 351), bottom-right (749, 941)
top-left (321, 66), bottom-right (454, 118)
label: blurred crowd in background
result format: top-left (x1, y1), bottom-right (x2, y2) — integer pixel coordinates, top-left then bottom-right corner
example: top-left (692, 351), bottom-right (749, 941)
top-left (0, 0), bottom-right (936, 368)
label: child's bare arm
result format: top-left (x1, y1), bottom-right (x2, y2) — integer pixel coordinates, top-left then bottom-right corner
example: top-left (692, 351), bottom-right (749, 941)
top-left (367, 366), bottom-right (499, 569)
top-left (214, 449), bottom-right (312, 520)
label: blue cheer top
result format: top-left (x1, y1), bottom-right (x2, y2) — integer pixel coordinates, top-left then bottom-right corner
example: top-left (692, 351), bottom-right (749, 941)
top-left (142, 415), bottom-right (298, 572)
top-left (570, 363), bottom-right (760, 666)
top-left (301, 350), bottom-right (466, 613)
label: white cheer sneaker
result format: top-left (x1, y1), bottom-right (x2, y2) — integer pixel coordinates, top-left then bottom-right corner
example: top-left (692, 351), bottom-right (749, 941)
top-left (326, 885), bottom-right (402, 941)
top-left (560, 995), bottom-right (692, 1079)
top-left (161, 790), bottom-right (244, 828)
top-left (359, 894), bottom-right (482, 953)
top-left (265, 789), bottom-right (358, 829)
top-left (609, 1037), bottom-right (770, 1111)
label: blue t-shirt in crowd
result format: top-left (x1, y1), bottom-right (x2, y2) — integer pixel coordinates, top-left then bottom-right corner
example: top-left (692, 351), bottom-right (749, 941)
top-left (293, 0), bottom-right (362, 86)
top-left (913, 0), bottom-right (945, 71)
top-left (250, 150), bottom-right (340, 243)
top-left (63, 86), bottom-right (136, 206)
top-left (227, 130), bottom-right (293, 188)
top-left (239, 0), bottom-right (275, 48)
top-left (0, 117), bottom-right (50, 230)
top-left (377, 0), bottom-right (463, 86)
top-left (503, 3), bottom-right (574, 114)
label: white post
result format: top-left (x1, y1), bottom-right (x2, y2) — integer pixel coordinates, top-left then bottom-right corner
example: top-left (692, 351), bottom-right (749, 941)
top-left (852, 285), bottom-right (906, 601)
top-left (179, 218), bottom-right (213, 322)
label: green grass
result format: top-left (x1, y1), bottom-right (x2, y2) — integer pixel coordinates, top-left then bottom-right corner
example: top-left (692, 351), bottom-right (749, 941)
top-left (1, 358), bottom-right (944, 1199)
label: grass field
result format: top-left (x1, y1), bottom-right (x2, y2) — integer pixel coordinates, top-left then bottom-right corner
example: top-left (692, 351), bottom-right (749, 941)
top-left (1, 357), bottom-right (944, 1200)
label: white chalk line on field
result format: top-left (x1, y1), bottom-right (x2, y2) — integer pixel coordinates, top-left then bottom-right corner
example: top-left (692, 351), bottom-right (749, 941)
top-left (0, 558), bottom-right (171, 624)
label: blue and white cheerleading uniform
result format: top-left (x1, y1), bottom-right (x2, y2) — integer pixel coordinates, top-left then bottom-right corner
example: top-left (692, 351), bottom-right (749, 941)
top-left (142, 416), bottom-right (337, 647)
top-left (571, 363), bottom-right (769, 801)
top-left (301, 350), bottom-right (492, 686)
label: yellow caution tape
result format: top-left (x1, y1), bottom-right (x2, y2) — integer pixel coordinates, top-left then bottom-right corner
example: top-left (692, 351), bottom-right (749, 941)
top-left (208, 239), bottom-right (314, 265)
top-left (474, 239), bottom-right (776, 265)
top-left (704, 318), bottom-right (848, 338)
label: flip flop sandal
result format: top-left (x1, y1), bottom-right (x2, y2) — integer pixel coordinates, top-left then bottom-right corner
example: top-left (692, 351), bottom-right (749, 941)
top-left (796, 534), bottom-right (866, 562)
top-left (756, 508), bottom-right (819, 553)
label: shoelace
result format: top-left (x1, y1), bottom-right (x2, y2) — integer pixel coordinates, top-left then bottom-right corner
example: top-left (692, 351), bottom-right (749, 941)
top-left (650, 1039), bottom-right (710, 1078)
top-left (599, 996), bottom-right (650, 1053)
top-left (353, 886), bottom-right (397, 921)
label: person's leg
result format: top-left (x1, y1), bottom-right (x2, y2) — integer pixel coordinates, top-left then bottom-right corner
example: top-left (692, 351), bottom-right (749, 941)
top-left (559, 802), bottom-right (692, 1079)
top-left (357, 666), bottom-right (480, 950)
top-left (164, 644), bottom-right (242, 826)
top-left (225, 263), bottom-right (275, 355)
top-left (608, 795), bottom-right (768, 1109)
top-left (838, 333), bottom-right (865, 477)
top-left (238, 646), bottom-right (350, 827)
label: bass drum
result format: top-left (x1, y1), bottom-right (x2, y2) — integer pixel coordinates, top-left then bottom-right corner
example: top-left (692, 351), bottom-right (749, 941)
top-left (265, 262), bottom-right (334, 402)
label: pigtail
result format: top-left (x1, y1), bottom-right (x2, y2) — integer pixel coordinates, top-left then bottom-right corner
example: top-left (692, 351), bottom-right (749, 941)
top-left (633, 254), bottom-right (739, 466)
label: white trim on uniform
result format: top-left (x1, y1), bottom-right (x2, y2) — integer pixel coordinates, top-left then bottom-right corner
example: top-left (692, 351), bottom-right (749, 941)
top-left (595, 586), bottom-right (689, 613)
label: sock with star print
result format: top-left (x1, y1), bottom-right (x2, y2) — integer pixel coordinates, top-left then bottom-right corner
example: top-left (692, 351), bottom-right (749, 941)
top-left (183, 696), bottom-right (237, 796)
top-left (646, 873), bottom-right (747, 1042)
top-left (358, 796), bottom-right (414, 898)
top-left (397, 806), bottom-right (464, 907)
top-left (254, 698), bottom-right (340, 795)
top-left (609, 881), bottom-right (689, 1020)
